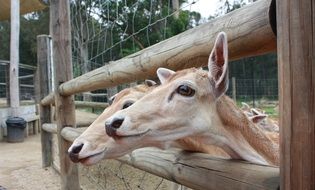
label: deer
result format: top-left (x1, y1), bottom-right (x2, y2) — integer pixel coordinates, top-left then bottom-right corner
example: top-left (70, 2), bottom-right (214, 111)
top-left (68, 80), bottom-right (228, 166)
top-left (68, 80), bottom-right (157, 165)
top-left (241, 102), bottom-right (279, 133)
top-left (104, 32), bottom-right (279, 166)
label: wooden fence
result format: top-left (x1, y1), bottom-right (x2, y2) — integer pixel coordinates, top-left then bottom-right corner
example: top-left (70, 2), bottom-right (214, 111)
top-left (37, 0), bottom-right (315, 189)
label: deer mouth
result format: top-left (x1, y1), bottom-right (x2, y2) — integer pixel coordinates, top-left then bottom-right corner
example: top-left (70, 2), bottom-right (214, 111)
top-left (78, 150), bottom-right (105, 166)
top-left (114, 129), bottom-right (151, 139)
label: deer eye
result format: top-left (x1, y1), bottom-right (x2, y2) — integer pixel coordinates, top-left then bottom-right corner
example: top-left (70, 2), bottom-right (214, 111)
top-left (122, 101), bottom-right (133, 109)
top-left (176, 85), bottom-right (195, 97)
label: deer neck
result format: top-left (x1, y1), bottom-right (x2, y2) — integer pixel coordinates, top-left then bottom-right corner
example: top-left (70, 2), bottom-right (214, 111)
top-left (215, 96), bottom-right (279, 166)
top-left (171, 137), bottom-right (230, 158)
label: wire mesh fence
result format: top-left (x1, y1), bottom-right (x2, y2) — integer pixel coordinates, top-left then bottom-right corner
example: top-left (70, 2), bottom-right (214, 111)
top-left (78, 159), bottom-right (187, 190)
top-left (66, 1), bottom-right (278, 186)
top-left (226, 78), bottom-right (278, 104)
top-left (0, 60), bottom-right (36, 108)
top-left (69, 0), bottom-right (205, 103)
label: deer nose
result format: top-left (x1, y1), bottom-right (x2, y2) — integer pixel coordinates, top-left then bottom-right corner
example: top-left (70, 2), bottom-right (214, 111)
top-left (68, 144), bottom-right (84, 163)
top-left (105, 118), bottom-right (124, 137)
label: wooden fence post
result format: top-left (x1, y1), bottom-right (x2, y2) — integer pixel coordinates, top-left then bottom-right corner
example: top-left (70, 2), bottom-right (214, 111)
top-left (50, 0), bottom-right (80, 189)
top-left (37, 35), bottom-right (52, 167)
top-left (10, 0), bottom-right (20, 116)
top-left (5, 64), bottom-right (10, 107)
top-left (277, 0), bottom-right (315, 189)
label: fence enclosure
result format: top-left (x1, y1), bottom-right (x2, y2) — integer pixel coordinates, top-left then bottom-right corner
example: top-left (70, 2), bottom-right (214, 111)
top-left (37, 0), bottom-right (315, 189)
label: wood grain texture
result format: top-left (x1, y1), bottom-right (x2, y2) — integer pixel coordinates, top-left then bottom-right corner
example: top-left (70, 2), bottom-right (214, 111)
top-left (9, 0), bottom-right (20, 115)
top-left (119, 148), bottom-right (279, 190)
top-left (59, 0), bottom-right (276, 96)
top-left (42, 123), bottom-right (57, 134)
top-left (37, 35), bottom-right (53, 168)
top-left (61, 127), bottom-right (86, 142)
top-left (50, 0), bottom-right (80, 189)
top-left (41, 92), bottom-right (54, 106)
top-left (60, 127), bottom-right (279, 190)
top-left (277, 0), bottom-right (315, 189)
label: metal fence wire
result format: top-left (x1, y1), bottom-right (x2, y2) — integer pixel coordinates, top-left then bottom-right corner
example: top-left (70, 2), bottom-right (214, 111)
top-left (0, 60), bottom-right (36, 107)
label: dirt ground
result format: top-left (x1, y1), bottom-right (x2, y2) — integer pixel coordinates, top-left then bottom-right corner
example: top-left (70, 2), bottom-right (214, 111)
top-left (0, 135), bottom-right (60, 190)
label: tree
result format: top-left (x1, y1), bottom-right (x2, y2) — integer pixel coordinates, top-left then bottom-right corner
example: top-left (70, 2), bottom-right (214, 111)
top-left (0, 9), bottom-right (49, 66)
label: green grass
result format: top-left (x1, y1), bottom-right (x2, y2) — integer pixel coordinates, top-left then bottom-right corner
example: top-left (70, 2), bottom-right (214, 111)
top-left (236, 99), bottom-right (279, 120)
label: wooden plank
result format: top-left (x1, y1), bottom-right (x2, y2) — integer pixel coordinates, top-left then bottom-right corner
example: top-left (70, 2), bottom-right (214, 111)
top-left (50, 0), bottom-right (79, 189)
top-left (59, 0), bottom-right (276, 96)
top-left (60, 127), bottom-right (279, 190)
top-left (277, 0), bottom-right (315, 189)
top-left (10, 0), bottom-right (20, 116)
top-left (37, 35), bottom-right (53, 168)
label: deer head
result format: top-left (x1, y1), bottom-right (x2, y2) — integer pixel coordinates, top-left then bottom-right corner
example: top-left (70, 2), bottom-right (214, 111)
top-left (105, 32), bottom-right (279, 165)
top-left (68, 80), bottom-right (156, 165)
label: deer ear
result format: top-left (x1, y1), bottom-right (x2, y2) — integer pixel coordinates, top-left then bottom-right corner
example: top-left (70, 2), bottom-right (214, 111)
top-left (109, 95), bottom-right (116, 105)
top-left (144, 79), bottom-right (157, 87)
top-left (208, 32), bottom-right (229, 98)
top-left (157, 68), bottom-right (175, 84)
top-left (241, 102), bottom-right (250, 110)
top-left (249, 114), bottom-right (267, 124)
top-left (251, 108), bottom-right (265, 115)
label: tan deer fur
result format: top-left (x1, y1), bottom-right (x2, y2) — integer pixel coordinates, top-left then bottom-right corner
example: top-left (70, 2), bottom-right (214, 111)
top-left (105, 32), bottom-right (279, 166)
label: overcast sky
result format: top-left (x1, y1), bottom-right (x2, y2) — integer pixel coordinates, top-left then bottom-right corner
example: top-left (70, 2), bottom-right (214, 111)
top-left (183, 0), bottom-right (222, 19)
top-left (183, 0), bottom-right (251, 19)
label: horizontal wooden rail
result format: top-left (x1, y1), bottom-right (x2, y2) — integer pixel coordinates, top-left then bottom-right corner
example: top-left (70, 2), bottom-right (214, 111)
top-left (83, 92), bottom-right (108, 97)
top-left (75, 101), bottom-right (109, 109)
top-left (42, 123), bottom-right (57, 133)
top-left (41, 94), bottom-right (108, 109)
top-left (41, 92), bottom-right (54, 106)
top-left (57, 0), bottom-right (276, 96)
top-left (60, 127), bottom-right (279, 190)
top-left (61, 127), bottom-right (86, 142)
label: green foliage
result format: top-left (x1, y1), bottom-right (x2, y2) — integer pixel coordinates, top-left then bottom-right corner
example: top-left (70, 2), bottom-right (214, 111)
top-left (0, 9), bottom-right (49, 66)
top-left (70, 0), bottom-right (201, 77)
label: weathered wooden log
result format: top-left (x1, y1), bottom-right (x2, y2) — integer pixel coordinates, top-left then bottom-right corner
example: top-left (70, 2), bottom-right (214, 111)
top-left (41, 95), bottom-right (108, 109)
top-left (50, 0), bottom-right (79, 188)
top-left (61, 127), bottom-right (86, 142)
top-left (37, 35), bottom-right (53, 168)
top-left (41, 92), bottom-right (54, 106)
top-left (277, 0), bottom-right (315, 189)
top-left (119, 148), bottom-right (279, 190)
top-left (83, 92), bottom-right (108, 97)
top-left (59, 0), bottom-right (276, 96)
top-left (10, 0), bottom-right (20, 116)
top-left (75, 101), bottom-right (109, 109)
top-left (42, 123), bottom-right (57, 134)
top-left (60, 126), bottom-right (279, 190)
